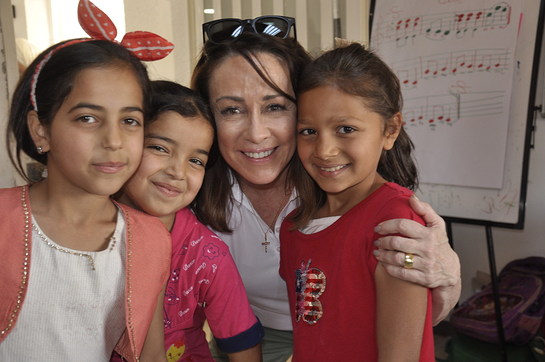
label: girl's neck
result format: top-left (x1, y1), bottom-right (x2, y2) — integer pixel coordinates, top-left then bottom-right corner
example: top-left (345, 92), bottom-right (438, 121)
top-left (30, 180), bottom-right (115, 221)
top-left (117, 192), bottom-right (176, 231)
top-left (160, 214), bottom-right (176, 231)
top-left (317, 176), bottom-right (387, 219)
top-left (29, 180), bottom-right (118, 252)
top-left (237, 169), bottom-right (292, 229)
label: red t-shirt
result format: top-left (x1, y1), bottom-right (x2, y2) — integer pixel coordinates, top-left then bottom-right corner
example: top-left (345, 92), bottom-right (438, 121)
top-left (280, 183), bottom-right (434, 361)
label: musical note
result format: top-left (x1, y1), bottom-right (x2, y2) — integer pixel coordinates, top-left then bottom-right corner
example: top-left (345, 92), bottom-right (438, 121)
top-left (391, 48), bottom-right (511, 89)
top-left (395, 16), bottom-right (422, 46)
top-left (425, 17), bottom-right (451, 41)
top-left (483, 2), bottom-right (511, 30)
top-left (373, 2), bottom-right (512, 47)
top-left (404, 91), bottom-right (505, 129)
top-left (398, 69), bottom-right (419, 88)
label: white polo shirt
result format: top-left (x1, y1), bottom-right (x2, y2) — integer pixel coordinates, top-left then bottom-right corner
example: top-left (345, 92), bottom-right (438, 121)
top-left (211, 177), bottom-right (298, 331)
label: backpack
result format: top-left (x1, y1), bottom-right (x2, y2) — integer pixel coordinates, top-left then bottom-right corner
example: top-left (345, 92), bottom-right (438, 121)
top-left (450, 256), bottom-right (545, 345)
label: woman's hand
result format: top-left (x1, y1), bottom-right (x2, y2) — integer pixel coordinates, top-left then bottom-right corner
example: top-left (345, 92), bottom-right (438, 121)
top-left (373, 195), bottom-right (462, 325)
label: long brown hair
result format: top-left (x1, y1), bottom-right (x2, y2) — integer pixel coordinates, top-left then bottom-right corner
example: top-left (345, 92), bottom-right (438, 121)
top-left (292, 43), bottom-right (419, 228)
top-left (191, 33), bottom-right (313, 232)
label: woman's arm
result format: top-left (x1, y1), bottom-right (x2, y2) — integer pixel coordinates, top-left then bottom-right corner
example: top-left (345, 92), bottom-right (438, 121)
top-left (227, 344), bottom-right (263, 362)
top-left (375, 263), bottom-right (428, 362)
top-left (140, 287), bottom-right (167, 362)
top-left (373, 195), bottom-right (461, 325)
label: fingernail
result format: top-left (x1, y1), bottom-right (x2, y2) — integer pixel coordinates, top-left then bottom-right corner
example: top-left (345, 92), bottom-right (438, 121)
top-left (373, 250), bottom-right (380, 257)
top-left (374, 239), bottom-right (381, 247)
top-left (374, 225), bottom-right (382, 232)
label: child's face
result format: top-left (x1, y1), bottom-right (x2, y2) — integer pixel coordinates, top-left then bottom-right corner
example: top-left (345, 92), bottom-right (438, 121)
top-left (29, 65), bottom-right (144, 196)
top-left (123, 111), bottom-right (214, 219)
top-left (297, 85), bottom-right (400, 201)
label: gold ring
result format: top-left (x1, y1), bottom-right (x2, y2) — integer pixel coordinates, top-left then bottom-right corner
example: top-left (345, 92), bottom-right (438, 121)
top-left (404, 253), bottom-right (414, 269)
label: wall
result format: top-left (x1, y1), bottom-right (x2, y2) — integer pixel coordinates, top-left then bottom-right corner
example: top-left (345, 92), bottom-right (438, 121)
top-left (1, 0), bottom-right (20, 187)
top-left (12, 0), bottom-right (53, 52)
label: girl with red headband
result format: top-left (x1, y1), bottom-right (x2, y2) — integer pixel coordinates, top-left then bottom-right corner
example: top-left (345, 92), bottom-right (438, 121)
top-left (0, 1), bottom-right (174, 361)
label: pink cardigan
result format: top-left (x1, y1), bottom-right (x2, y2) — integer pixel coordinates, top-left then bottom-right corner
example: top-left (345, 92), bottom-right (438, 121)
top-left (0, 186), bottom-right (171, 361)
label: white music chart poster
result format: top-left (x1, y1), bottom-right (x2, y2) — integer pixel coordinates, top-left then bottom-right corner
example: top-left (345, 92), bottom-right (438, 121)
top-left (371, 0), bottom-right (522, 189)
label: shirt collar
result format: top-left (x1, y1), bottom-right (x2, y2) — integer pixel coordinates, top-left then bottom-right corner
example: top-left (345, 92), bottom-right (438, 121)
top-left (228, 170), bottom-right (299, 211)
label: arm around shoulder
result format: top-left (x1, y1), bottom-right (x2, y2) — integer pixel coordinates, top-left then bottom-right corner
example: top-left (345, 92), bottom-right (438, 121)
top-left (431, 264), bottom-right (462, 325)
top-left (374, 196), bottom-right (461, 324)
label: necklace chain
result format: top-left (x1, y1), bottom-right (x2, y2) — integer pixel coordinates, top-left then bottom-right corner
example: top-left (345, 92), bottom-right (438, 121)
top-left (32, 224), bottom-right (118, 271)
top-left (239, 178), bottom-right (290, 253)
top-left (249, 204), bottom-right (283, 253)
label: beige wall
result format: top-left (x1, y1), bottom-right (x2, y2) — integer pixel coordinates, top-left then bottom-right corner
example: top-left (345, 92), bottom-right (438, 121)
top-left (122, 0), bottom-right (370, 85)
top-left (1, 0), bottom-right (21, 187)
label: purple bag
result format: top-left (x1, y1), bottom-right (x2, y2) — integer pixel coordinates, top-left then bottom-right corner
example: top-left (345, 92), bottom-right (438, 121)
top-left (451, 257), bottom-right (545, 345)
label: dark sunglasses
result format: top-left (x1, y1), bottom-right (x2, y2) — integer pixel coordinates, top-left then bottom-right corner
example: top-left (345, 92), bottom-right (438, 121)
top-left (202, 15), bottom-right (296, 43)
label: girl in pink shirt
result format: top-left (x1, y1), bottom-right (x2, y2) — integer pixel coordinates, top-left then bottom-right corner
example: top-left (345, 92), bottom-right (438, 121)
top-left (119, 80), bottom-right (263, 361)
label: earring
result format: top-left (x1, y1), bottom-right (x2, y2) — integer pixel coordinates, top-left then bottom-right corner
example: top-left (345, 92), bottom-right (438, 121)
top-left (36, 146), bottom-right (44, 154)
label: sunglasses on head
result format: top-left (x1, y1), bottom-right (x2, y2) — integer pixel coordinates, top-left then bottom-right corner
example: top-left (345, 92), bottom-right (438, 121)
top-left (202, 15), bottom-right (296, 44)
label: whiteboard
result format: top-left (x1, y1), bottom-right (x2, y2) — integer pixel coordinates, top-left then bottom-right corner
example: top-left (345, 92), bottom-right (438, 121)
top-left (370, 0), bottom-right (544, 228)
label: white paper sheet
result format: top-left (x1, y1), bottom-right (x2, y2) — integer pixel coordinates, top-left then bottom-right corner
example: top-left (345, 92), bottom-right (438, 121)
top-left (371, 0), bottom-right (522, 189)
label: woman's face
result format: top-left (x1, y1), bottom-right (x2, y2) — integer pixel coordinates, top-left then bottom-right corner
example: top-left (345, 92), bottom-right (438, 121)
top-left (208, 53), bottom-right (297, 187)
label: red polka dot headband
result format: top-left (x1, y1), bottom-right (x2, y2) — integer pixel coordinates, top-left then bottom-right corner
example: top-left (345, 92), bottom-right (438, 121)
top-left (30, 0), bottom-right (175, 112)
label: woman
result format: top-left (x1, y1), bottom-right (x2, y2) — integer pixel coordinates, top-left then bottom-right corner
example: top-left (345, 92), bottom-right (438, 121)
top-left (192, 17), bottom-right (461, 361)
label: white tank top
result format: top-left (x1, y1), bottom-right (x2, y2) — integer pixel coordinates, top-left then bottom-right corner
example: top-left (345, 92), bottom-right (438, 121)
top-left (0, 210), bottom-right (126, 361)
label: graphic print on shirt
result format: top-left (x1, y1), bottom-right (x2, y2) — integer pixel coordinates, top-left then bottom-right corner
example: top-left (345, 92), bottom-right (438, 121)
top-left (295, 259), bottom-right (326, 325)
top-left (163, 234), bottom-right (222, 346)
top-left (166, 338), bottom-right (188, 362)
top-left (203, 242), bottom-right (220, 259)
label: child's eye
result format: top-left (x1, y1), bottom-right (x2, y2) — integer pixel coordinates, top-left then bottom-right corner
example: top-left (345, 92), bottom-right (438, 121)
top-left (77, 115), bottom-right (97, 124)
top-left (123, 118), bottom-right (142, 127)
top-left (298, 128), bottom-right (316, 136)
top-left (147, 145), bottom-right (168, 153)
top-left (190, 158), bottom-right (206, 167)
top-left (338, 126), bottom-right (356, 134)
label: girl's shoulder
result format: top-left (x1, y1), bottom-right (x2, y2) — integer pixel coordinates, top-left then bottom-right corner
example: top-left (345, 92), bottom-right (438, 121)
top-left (171, 207), bottom-right (231, 255)
top-left (0, 186), bottom-right (28, 219)
top-left (348, 182), bottom-right (413, 215)
top-left (116, 201), bottom-right (169, 229)
top-left (358, 182), bottom-right (413, 209)
top-left (380, 182), bottom-right (414, 199)
top-left (0, 185), bottom-right (26, 199)
top-left (373, 182), bottom-right (423, 225)
top-left (115, 201), bottom-right (172, 254)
